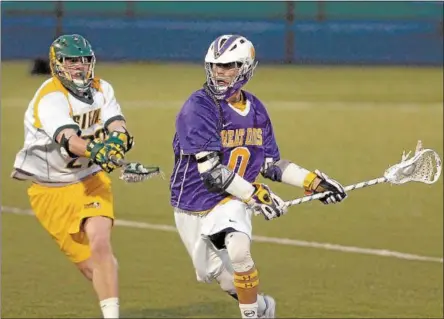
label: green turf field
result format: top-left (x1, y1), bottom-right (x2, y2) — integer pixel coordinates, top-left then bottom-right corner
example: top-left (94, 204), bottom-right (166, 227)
top-left (1, 61), bottom-right (443, 318)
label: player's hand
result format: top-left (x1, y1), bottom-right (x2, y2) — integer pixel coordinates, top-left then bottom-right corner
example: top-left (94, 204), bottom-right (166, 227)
top-left (305, 169), bottom-right (347, 204)
top-left (246, 183), bottom-right (287, 221)
top-left (85, 139), bottom-right (125, 173)
top-left (106, 130), bottom-right (134, 152)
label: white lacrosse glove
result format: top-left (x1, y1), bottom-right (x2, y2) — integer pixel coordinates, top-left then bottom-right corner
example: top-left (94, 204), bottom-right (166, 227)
top-left (304, 170), bottom-right (347, 204)
top-left (245, 183), bottom-right (288, 220)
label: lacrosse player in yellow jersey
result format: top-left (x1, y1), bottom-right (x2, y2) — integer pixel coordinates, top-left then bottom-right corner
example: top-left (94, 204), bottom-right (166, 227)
top-left (11, 34), bottom-right (135, 319)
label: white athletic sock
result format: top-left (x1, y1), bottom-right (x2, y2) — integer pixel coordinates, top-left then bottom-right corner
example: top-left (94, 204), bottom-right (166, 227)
top-left (100, 297), bottom-right (119, 318)
top-left (239, 302), bottom-right (258, 318)
top-left (257, 295), bottom-right (267, 316)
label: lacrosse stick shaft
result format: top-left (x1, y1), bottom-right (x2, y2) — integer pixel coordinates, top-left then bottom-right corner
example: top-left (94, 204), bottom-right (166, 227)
top-left (110, 156), bottom-right (128, 167)
top-left (285, 177), bottom-right (388, 207)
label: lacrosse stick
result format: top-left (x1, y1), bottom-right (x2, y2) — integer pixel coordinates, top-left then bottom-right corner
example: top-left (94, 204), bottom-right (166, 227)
top-left (284, 141), bottom-right (442, 207)
top-left (110, 156), bottom-right (164, 183)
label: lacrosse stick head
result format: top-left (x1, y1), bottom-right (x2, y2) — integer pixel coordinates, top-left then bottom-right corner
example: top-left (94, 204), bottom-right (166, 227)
top-left (119, 162), bottom-right (164, 183)
top-left (384, 149), bottom-right (442, 185)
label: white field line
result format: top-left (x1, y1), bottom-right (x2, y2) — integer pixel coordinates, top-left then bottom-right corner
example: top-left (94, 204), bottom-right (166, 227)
top-left (1, 98), bottom-right (443, 112)
top-left (2, 205), bottom-right (442, 264)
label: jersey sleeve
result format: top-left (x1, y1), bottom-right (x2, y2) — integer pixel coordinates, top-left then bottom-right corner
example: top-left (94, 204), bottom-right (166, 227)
top-left (99, 80), bottom-right (125, 131)
top-left (37, 92), bottom-right (80, 141)
top-left (263, 118), bottom-right (280, 161)
top-left (176, 96), bottom-right (221, 155)
top-left (255, 97), bottom-right (280, 161)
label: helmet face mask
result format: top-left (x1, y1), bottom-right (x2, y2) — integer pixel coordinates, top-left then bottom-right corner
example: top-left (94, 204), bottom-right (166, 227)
top-left (204, 35), bottom-right (258, 100)
top-left (49, 34), bottom-right (96, 95)
top-left (56, 55), bottom-right (95, 91)
top-left (205, 62), bottom-right (242, 96)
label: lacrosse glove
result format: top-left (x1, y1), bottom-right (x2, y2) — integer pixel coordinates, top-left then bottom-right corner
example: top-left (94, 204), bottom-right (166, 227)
top-left (245, 183), bottom-right (288, 220)
top-left (106, 129), bottom-right (134, 153)
top-left (85, 138), bottom-right (125, 173)
top-left (304, 170), bottom-right (347, 204)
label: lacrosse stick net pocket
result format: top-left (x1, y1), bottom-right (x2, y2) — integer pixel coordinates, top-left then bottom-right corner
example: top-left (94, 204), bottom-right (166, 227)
top-left (384, 149), bottom-right (442, 185)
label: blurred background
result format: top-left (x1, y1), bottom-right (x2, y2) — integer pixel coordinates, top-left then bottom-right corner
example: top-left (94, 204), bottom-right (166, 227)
top-left (1, 1), bottom-right (443, 65)
top-left (2, 1), bottom-right (443, 318)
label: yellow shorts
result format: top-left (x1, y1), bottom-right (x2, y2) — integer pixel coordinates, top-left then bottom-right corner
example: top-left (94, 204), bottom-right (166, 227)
top-left (28, 171), bottom-right (114, 263)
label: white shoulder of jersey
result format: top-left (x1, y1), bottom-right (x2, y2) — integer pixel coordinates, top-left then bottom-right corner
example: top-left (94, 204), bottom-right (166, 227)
top-left (37, 92), bottom-right (78, 140)
top-left (38, 91), bottom-right (70, 107)
top-left (26, 78), bottom-right (77, 139)
top-left (30, 77), bottom-right (70, 111)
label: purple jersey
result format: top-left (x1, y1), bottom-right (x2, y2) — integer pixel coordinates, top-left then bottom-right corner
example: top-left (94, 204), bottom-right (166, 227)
top-left (170, 88), bottom-right (280, 212)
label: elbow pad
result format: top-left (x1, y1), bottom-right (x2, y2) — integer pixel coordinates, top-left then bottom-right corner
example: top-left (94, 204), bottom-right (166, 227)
top-left (196, 151), bottom-right (234, 193)
top-left (59, 130), bottom-right (81, 159)
top-left (201, 164), bottom-right (236, 194)
top-left (196, 151), bottom-right (255, 199)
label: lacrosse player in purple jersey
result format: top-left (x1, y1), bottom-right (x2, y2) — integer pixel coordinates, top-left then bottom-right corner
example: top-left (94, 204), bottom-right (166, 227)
top-left (170, 34), bottom-right (347, 318)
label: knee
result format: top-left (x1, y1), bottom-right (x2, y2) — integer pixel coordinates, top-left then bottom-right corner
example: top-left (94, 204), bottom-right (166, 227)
top-left (225, 232), bottom-right (254, 273)
top-left (84, 216), bottom-right (113, 259)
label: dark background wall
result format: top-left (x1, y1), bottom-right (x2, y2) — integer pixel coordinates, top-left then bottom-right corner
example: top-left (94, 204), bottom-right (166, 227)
top-left (1, 1), bottom-right (443, 65)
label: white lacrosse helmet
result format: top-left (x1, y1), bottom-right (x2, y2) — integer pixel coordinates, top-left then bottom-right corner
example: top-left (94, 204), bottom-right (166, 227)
top-left (204, 34), bottom-right (258, 100)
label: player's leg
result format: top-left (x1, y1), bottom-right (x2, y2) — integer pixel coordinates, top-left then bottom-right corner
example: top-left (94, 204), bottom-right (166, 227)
top-left (215, 264), bottom-right (273, 318)
top-left (208, 229), bottom-right (259, 318)
top-left (28, 183), bottom-right (94, 281)
top-left (77, 172), bottom-right (119, 319)
top-left (76, 258), bottom-right (94, 280)
top-left (203, 200), bottom-right (275, 318)
top-left (174, 210), bottom-right (202, 260)
top-left (215, 265), bottom-right (237, 300)
top-left (174, 204), bottom-right (274, 318)
top-left (174, 210), bottom-right (226, 283)
top-left (28, 171), bottom-right (119, 318)
top-left (226, 231), bottom-right (262, 318)
top-left (83, 215), bottom-right (119, 318)
top-left (75, 255), bottom-right (118, 282)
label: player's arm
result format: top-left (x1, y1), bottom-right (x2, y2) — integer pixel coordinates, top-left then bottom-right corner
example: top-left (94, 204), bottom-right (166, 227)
top-left (262, 160), bottom-right (347, 204)
top-left (261, 159), bottom-right (317, 191)
top-left (260, 119), bottom-right (347, 204)
top-left (37, 93), bottom-right (85, 158)
top-left (100, 80), bottom-right (134, 153)
top-left (196, 151), bottom-right (287, 220)
top-left (55, 128), bottom-right (87, 157)
top-left (37, 93), bottom-right (124, 173)
top-left (54, 127), bottom-right (124, 173)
